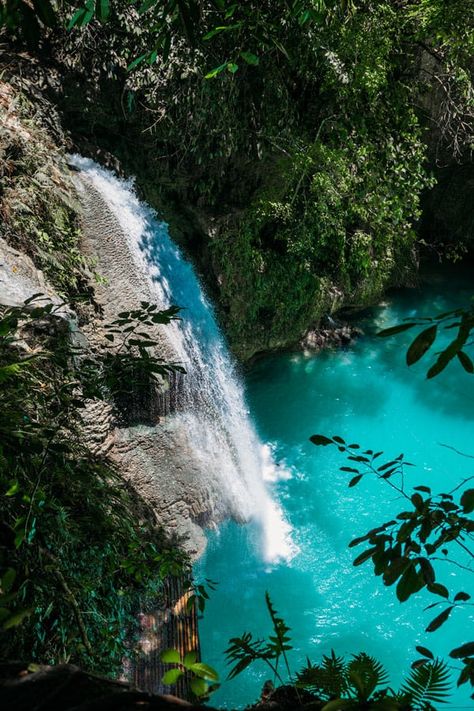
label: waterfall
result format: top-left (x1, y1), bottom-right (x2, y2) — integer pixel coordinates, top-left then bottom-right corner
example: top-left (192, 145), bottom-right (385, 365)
top-left (70, 155), bottom-right (295, 564)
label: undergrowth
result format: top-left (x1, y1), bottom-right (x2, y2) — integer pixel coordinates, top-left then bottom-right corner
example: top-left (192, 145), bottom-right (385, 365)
top-left (0, 82), bottom-right (89, 297)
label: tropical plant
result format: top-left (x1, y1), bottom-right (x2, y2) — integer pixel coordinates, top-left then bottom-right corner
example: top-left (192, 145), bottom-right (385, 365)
top-left (309, 433), bottom-right (474, 696)
top-left (298, 652), bottom-right (402, 710)
top-left (226, 593), bottom-right (452, 709)
top-left (400, 657), bottom-right (452, 709)
top-left (160, 647), bottom-right (219, 700)
top-left (0, 296), bottom-right (190, 673)
top-left (225, 592), bottom-right (292, 685)
top-left (377, 304), bottom-right (474, 379)
top-left (80, 301), bottom-right (185, 402)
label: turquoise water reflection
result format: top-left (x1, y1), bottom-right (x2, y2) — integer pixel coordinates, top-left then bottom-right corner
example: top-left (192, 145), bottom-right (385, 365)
top-left (197, 267), bottom-right (474, 709)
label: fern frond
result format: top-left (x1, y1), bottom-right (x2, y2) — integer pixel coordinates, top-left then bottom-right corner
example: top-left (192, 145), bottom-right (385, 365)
top-left (297, 651), bottom-right (348, 699)
top-left (225, 632), bottom-right (275, 680)
top-left (348, 653), bottom-right (389, 700)
top-left (400, 659), bottom-right (451, 707)
top-left (265, 591), bottom-right (292, 654)
top-left (265, 591), bottom-right (292, 679)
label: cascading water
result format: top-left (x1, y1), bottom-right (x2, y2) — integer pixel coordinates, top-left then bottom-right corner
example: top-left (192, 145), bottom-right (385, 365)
top-left (70, 155), bottom-right (295, 563)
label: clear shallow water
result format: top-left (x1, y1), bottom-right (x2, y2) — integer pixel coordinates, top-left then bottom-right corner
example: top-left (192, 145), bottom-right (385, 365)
top-left (197, 267), bottom-right (474, 709)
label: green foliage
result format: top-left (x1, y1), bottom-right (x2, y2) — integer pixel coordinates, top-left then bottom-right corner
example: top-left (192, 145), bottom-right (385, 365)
top-left (0, 90), bottom-right (89, 297)
top-left (185, 577), bottom-right (217, 614)
top-left (299, 653), bottom-right (397, 710)
top-left (296, 651), bottom-right (348, 700)
top-left (310, 433), bottom-right (474, 695)
top-left (400, 659), bottom-right (452, 708)
top-left (160, 646), bottom-right (219, 700)
top-left (227, 596), bottom-right (451, 709)
top-left (80, 302), bottom-right (185, 403)
top-left (378, 305), bottom-right (474, 379)
top-left (4, 1), bottom-right (471, 355)
top-left (225, 592), bottom-right (293, 684)
top-left (0, 298), bottom-right (190, 673)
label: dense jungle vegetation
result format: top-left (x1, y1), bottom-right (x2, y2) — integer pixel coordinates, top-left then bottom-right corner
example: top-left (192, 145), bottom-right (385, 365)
top-left (0, 1), bottom-right (473, 709)
top-left (2, 0), bottom-right (474, 358)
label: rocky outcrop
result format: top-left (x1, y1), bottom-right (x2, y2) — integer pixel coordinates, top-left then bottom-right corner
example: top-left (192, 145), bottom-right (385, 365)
top-left (0, 663), bottom-right (218, 711)
top-left (0, 663), bottom-right (325, 711)
top-left (301, 319), bottom-right (362, 354)
top-left (0, 236), bottom-right (59, 307)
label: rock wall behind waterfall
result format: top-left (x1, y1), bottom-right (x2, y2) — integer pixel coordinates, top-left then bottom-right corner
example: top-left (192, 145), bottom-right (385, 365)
top-left (74, 173), bottom-right (220, 555)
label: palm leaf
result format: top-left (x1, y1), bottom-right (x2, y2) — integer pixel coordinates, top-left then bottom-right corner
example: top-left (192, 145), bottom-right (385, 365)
top-left (400, 659), bottom-right (451, 707)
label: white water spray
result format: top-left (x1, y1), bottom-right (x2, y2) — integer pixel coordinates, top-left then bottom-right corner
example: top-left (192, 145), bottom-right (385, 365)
top-left (70, 155), bottom-right (296, 564)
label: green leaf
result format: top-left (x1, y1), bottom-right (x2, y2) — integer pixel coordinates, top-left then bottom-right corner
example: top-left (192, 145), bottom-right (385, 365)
top-left (160, 648), bottom-right (181, 664)
top-left (1, 568), bottom-right (16, 594)
top-left (127, 53), bottom-right (148, 71)
top-left (450, 642), bottom-right (474, 659)
top-left (456, 659), bottom-right (474, 687)
top-left (204, 62), bottom-right (228, 79)
top-left (348, 474), bottom-right (363, 487)
top-left (183, 650), bottom-right (197, 668)
top-left (3, 607), bottom-right (32, 629)
top-left (202, 24), bottom-right (239, 40)
top-left (426, 582), bottom-right (449, 599)
top-left (240, 51), bottom-right (259, 65)
top-left (353, 547), bottom-right (378, 566)
top-left (461, 488), bottom-right (474, 513)
top-left (401, 659), bottom-right (451, 706)
top-left (190, 677), bottom-right (208, 697)
top-left (418, 558), bottom-right (435, 585)
top-left (406, 325), bottom-right (437, 366)
top-left (190, 662), bottom-right (219, 681)
top-left (227, 62), bottom-right (238, 73)
top-left (396, 563), bottom-right (424, 602)
top-left (457, 350), bottom-right (474, 373)
top-left (427, 335), bottom-right (466, 378)
top-left (453, 591), bottom-right (470, 602)
top-left (162, 668), bottom-right (183, 685)
top-left (6, 480), bottom-right (20, 496)
top-left (426, 606), bottom-right (453, 632)
top-left (95, 0), bottom-right (109, 21)
top-left (310, 434), bottom-right (333, 446)
top-left (377, 323), bottom-right (417, 337)
top-left (416, 646), bottom-right (434, 660)
top-left (383, 556), bottom-right (409, 586)
top-left (67, 0), bottom-right (94, 29)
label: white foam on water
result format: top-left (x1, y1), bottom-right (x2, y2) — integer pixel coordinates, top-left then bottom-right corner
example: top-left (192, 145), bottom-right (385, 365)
top-left (70, 154), bottom-right (295, 564)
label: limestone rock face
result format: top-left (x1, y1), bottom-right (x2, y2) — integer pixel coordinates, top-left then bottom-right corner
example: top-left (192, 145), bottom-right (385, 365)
top-left (0, 237), bottom-right (59, 307)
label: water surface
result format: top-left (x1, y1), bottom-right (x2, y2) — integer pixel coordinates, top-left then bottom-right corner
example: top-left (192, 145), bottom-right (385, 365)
top-left (197, 266), bottom-right (474, 709)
